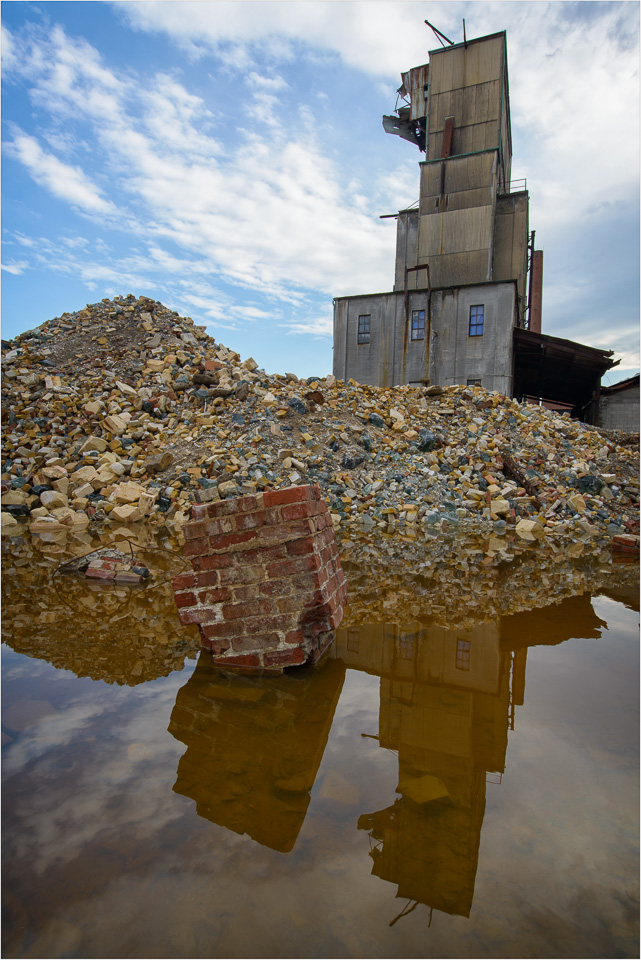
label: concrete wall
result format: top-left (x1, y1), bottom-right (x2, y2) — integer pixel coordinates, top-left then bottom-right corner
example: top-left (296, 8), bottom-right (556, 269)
top-left (429, 283), bottom-right (516, 394)
top-left (334, 282), bottom-right (516, 392)
top-left (394, 209), bottom-right (420, 291)
top-left (417, 152), bottom-right (498, 288)
top-left (598, 383), bottom-right (640, 431)
top-left (426, 34), bottom-right (506, 162)
top-left (333, 290), bottom-right (431, 386)
top-left (493, 191), bottom-right (529, 307)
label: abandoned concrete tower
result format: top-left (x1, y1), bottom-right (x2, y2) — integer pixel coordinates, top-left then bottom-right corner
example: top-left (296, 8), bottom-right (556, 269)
top-left (333, 29), bottom-right (616, 416)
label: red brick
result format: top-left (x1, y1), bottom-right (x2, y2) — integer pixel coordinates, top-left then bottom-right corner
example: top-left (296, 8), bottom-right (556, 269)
top-left (231, 632), bottom-right (281, 653)
top-left (276, 595), bottom-right (308, 615)
top-left (209, 638), bottom-right (231, 656)
top-left (285, 628), bottom-right (304, 645)
top-left (185, 537), bottom-right (210, 558)
top-left (222, 599), bottom-right (272, 620)
top-left (263, 485), bottom-right (314, 508)
top-left (206, 493), bottom-right (261, 519)
top-left (191, 552), bottom-right (235, 572)
top-left (263, 647), bottom-right (305, 668)
top-left (218, 564), bottom-right (265, 586)
top-left (259, 519), bottom-right (313, 543)
top-left (200, 587), bottom-right (232, 604)
top-left (86, 565), bottom-right (115, 580)
top-left (286, 537), bottom-right (316, 557)
top-left (183, 519), bottom-right (210, 541)
top-left (215, 653), bottom-right (261, 668)
top-left (174, 591), bottom-right (198, 608)
top-left (210, 530), bottom-right (257, 550)
top-left (232, 583), bottom-right (261, 601)
top-left (240, 544), bottom-right (287, 564)
top-left (265, 558), bottom-right (299, 579)
top-left (289, 572), bottom-right (320, 594)
top-left (301, 553), bottom-right (322, 573)
top-left (202, 621), bottom-right (245, 640)
top-left (193, 570), bottom-right (220, 588)
top-left (258, 578), bottom-right (291, 598)
top-left (329, 608), bottom-right (344, 629)
top-left (234, 510), bottom-right (267, 531)
top-left (244, 614), bottom-right (291, 634)
top-left (201, 516), bottom-right (234, 537)
top-left (172, 572), bottom-right (196, 592)
top-left (281, 500), bottom-right (321, 521)
top-left (190, 504), bottom-right (208, 522)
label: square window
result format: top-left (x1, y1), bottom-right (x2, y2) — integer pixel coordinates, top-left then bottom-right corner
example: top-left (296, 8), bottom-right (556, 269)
top-left (467, 378), bottom-right (482, 388)
top-left (469, 305), bottom-right (484, 337)
top-left (358, 315), bottom-right (371, 344)
top-left (411, 310), bottom-right (425, 341)
top-left (456, 639), bottom-right (471, 671)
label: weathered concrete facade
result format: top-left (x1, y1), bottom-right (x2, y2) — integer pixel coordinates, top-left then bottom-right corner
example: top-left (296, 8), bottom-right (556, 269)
top-left (333, 281), bottom-right (517, 394)
top-left (334, 30), bottom-right (538, 391)
top-left (597, 376), bottom-right (640, 432)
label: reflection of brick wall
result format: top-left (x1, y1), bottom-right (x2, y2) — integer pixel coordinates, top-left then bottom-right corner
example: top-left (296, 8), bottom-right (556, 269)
top-left (173, 484), bottom-right (347, 669)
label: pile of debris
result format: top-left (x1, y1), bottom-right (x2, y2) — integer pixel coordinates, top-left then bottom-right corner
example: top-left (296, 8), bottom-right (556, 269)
top-left (2, 295), bottom-right (638, 545)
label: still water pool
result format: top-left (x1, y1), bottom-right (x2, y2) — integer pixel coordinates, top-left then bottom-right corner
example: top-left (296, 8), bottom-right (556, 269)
top-left (2, 532), bottom-right (639, 959)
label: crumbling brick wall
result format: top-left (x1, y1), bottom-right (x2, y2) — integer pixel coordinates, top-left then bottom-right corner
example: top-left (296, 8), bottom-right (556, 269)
top-left (173, 484), bottom-right (347, 669)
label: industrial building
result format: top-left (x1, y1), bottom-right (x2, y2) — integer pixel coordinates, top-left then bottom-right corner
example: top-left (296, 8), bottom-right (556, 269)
top-left (333, 29), bottom-right (617, 420)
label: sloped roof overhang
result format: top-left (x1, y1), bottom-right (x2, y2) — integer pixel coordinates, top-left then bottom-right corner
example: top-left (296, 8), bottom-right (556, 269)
top-left (513, 327), bottom-right (618, 413)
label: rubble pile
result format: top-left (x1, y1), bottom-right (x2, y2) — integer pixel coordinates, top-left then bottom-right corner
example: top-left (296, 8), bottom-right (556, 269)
top-left (1, 531), bottom-right (199, 684)
top-left (2, 295), bottom-right (638, 545)
top-left (3, 523), bottom-right (636, 685)
top-left (338, 529), bottom-right (638, 629)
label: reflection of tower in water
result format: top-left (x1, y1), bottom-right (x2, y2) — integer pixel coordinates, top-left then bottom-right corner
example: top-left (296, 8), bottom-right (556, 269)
top-left (333, 622), bottom-right (517, 920)
top-left (167, 597), bottom-right (607, 918)
top-left (168, 654), bottom-right (345, 852)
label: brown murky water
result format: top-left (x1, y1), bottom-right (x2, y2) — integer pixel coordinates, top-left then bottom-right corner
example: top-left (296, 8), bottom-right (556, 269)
top-left (2, 528), bottom-right (639, 959)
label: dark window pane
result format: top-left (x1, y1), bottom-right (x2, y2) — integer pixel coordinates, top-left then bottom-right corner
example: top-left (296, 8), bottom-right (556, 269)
top-left (358, 315), bottom-right (371, 344)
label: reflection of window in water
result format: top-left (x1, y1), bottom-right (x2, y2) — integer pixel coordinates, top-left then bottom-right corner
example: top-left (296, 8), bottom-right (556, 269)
top-left (347, 630), bottom-right (360, 653)
top-left (396, 636), bottom-right (415, 660)
top-left (456, 639), bottom-right (471, 671)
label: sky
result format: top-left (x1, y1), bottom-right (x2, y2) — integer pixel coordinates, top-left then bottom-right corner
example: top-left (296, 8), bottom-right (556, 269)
top-left (2, 1), bottom-right (639, 382)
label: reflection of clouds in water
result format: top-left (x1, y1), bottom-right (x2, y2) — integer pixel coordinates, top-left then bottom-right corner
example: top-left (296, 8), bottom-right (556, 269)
top-left (592, 594), bottom-right (640, 630)
top-left (1, 645), bottom-right (77, 682)
top-left (3, 672), bottom-right (193, 873)
top-left (19, 824), bottom-right (384, 960)
top-left (2, 700), bottom-right (114, 776)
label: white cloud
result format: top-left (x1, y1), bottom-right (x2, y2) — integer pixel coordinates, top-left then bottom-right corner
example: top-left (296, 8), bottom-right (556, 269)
top-left (6, 130), bottom-right (119, 216)
top-left (2, 3), bottom-right (638, 369)
top-left (1, 261), bottom-right (29, 276)
top-left (283, 313), bottom-right (333, 337)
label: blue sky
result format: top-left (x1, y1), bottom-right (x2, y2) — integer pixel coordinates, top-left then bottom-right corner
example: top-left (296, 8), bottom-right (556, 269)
top-left (2, 1), bottom-right (639, 382)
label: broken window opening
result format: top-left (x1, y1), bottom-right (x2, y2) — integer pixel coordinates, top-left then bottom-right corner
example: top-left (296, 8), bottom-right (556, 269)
top-left (469, 305), bottom-right (484, 337)
top-left (411, 310), bottom-right (425, 340)
top-left (357, 315), bottom-right (371, 344)
top-left (467, 378), bottom-right (482, 387)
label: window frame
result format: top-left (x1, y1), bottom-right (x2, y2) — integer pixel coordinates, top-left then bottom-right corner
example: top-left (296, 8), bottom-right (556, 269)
top-left (456, 639), bottom-right (471, 671)
top-left (410, 309), bottom-right (426, 341)
top-left (469, 304), bottom-right (484, 337)
top-left (357, 314), bottom-right (371, 344)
